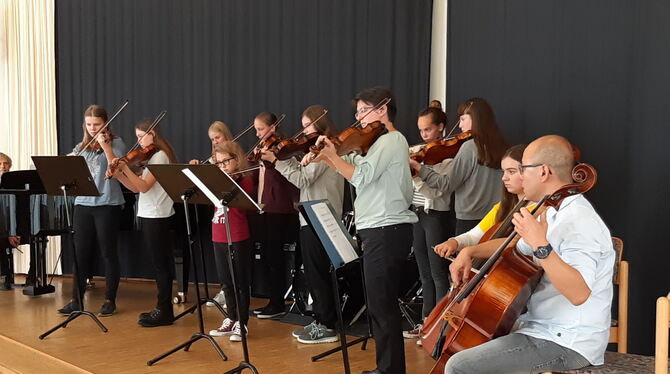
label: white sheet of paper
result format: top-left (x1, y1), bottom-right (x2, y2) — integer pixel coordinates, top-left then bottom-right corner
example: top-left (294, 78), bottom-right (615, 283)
top-left (181, 168), bottom-right (224, 209)
top-left (311, 202), bottom-right (358, 264)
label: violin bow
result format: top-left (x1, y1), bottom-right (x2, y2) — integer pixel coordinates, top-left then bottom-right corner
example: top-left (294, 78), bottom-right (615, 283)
top-left (127, 110), bottom-right (167, 153)
top-left (76, 99), bottom-right (130, 155)
top-left (244, 113), bottom-right (287, 158)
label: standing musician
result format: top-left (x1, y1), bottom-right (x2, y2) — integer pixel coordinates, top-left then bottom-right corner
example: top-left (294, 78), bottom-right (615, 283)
top-left (260, 105), bottom-right (344, 344)
top-left (409, 98), bottom-right (507, 235)
top-left (405, 101), bottom-right (456, 340)
top-left (59, 104), bottom-right (126, 317)
top-left (251, 112), bottom-right (300, 319)
top-left (106, 119), bottom-right (179, 327)
top-left (433, 144), bottom-right (532, 258)
top-left (208, 141), bottom-right (255, 342)
top-left (445, 135), bottom-right (614, 374)
top-left (302, 87), bottom-right (417, 374)
top-left (189, 120), bottom-right (234, 165)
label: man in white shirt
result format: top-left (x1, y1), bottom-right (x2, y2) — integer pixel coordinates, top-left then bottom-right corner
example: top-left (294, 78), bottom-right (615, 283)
top-left (445, 135), bottom-right (614, 374)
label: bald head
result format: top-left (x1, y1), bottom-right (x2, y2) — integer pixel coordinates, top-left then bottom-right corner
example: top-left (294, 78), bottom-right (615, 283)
top-left (525, 135), bottom-right (575, 183)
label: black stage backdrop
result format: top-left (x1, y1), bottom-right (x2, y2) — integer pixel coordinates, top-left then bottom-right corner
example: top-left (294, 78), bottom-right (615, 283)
top-left (54, 1), bottom-right (432, 298)
top-left (446, 0), bottom-right (670, 355)
top-left (56, 0), bottom-right (433, 155)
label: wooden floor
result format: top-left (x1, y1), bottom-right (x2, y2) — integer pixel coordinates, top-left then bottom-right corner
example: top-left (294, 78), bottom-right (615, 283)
top-left (0, 276), bottom-right (434, 374)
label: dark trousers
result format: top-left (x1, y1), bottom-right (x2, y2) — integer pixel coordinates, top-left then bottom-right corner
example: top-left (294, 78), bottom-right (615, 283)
top-left (300, 226), bottom-right (336, 328)
top-left (72, 205), bottom-right (121, 301)
top-left (0, 246), bottom-right (12, 284)
top-left (358, 223), bottom-right (413, 374)
top-left (138, 216), bottom-right (175, 308)
top-left (412, 209), bottom-right (455, 318)
top-left (455, 219), bottom-right (480, 236)
top-left (213, 240), bottom-right (251, 324)
top-left (261, 212), bottom-right (298, 307)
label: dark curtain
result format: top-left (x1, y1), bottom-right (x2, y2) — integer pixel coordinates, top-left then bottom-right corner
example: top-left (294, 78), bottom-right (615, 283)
top-left (55, 1), bottom-right (433, 281)
top-left (447, 0), bottom-right (670, 355)
top-left (56, 0), bottom-right (433, 155)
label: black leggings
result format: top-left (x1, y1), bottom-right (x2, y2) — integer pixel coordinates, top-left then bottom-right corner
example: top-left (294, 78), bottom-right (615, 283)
top-left (213, 240), bottom-right (251, 324)
top-left (71, 205), bottom-right (122, 301)
top-left (300, 226), bottom-right (337, 328)
top-left (138, 216), bottom-right (176, 308)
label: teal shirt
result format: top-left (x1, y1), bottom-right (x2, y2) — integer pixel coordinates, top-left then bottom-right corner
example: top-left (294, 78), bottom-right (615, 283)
top-left (344, 131), bottom-right (417, 230)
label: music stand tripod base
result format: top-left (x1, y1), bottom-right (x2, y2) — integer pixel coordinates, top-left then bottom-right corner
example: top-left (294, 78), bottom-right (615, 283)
top-left (31, 156), bottom-right (109, 339)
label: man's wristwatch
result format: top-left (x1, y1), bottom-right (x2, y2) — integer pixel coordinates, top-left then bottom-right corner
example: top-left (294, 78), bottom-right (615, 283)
top-left (533, 243), bottom-right (553, 259)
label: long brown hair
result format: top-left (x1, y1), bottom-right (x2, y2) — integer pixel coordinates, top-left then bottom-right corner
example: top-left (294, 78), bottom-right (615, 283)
top-left (80, 105), bottom-right (116, 151)
top-left (458, 98), bottom-right (507, 168)
top-left (302, 105), bottom-right (338, 137)
top-left (495, 144), bottom-right (526, 223)
top-left (213, 141), bottom-right (248, 175)
top-left (135, 119), bottom-right (178, 163)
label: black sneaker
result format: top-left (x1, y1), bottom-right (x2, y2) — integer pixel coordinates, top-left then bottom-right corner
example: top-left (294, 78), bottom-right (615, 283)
top-left (251, 303), bottom-right (270, 315)
top-left (98, 299), bottom-right (116, 317)
top-left (138, 307), bottom-right (174, 327)
top-left (256, 304), bottom-right (286, 319)
top-left (58, 300), bottom-right (81, 315)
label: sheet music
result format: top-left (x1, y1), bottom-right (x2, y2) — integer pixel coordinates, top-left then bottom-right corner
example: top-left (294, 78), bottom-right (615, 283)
top-left (181, 168), bottom-right (224, 209)
top-left (311, 202), bottom-right (358, 264)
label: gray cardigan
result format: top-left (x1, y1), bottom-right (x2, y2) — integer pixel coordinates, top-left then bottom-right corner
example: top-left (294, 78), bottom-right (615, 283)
top-left (416, 139), bottom-right (501, 220)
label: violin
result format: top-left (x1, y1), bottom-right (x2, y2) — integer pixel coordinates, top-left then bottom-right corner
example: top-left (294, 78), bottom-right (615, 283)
top-left (420, 163), bottom-right (598, 373)
top-left (105, 110), bottom-right (166, 179)
top-left (106, 144), bottom-right (159, 179)
top-left (272, 132), bottom-right (320, 160)
top-left (410, 131), bottom-right (473, 165)
top-left (308, 120), bottom-right (386, 159)
top-left (246, 114), bottom-right (286, 162)
top-left (306, 98), bottom-right (391, 161)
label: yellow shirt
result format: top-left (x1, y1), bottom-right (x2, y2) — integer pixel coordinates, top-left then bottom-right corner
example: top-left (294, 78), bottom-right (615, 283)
top-left (477, 201), bottom-right (538, 233)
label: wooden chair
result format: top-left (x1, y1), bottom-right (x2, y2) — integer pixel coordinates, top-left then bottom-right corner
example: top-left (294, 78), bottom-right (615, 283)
top-left (609, 237), bottom-right (628, 353)
top-left (656, 292), bottom-right (670, 374)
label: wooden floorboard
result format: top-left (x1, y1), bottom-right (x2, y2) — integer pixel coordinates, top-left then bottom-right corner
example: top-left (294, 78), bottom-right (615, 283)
top-left (0, 276), bottom-right (434, 374)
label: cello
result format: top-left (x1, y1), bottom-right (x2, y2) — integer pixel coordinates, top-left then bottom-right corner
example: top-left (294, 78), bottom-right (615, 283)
top-left (420, 163), bottom-right (597, 373)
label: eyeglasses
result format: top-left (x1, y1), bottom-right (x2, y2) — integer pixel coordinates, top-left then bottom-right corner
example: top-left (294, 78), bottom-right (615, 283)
top-left (215, 157), bottom-right (236, 166)
top-left (354, 106), bottom-right (375, 119)
top-left (517, 163), bottom-right (543, 174)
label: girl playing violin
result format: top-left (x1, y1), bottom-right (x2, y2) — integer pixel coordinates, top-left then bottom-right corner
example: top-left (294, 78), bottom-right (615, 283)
top-left (409, 97), bottom-right (507, 235)
top-left (260, 105), bottom-right (345, 344)
top-left (405, 101), bottom-right (456, 340)
top-left (106, 119), bottom-right (178, 326)
top-left (207, 141), bottom-right (255, 342)
top-left (302, 87), bottom-right (417, 374)
top-left (433, 144), bottom-right (535, 259)
top-left (189, 120), bottom-right (234, 164)
top-left (59, 105), bottom-right (126, 317)
top-left (250, 112), bottom-right (299, 319)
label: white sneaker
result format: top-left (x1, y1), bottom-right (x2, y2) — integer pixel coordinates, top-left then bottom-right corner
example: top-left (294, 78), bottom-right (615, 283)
top-left (209, 318), bottom-right (236, 336)
top-left (229, 321), bottom-right (248, 342)
top-left (206, 290), bottom-right (226, 307)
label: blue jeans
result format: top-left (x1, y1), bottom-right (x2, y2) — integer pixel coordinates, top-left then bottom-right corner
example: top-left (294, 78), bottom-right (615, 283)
top-left (445, 333), bottom-right (591, 374)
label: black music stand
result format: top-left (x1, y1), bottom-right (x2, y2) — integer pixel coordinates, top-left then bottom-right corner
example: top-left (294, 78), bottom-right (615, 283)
top-left (145, 164), bottom-right (228, 366)
top-left (31, 156), bottom-right (108, 339)
top-left (299, 200), bottom-right (369, 374)
top-left (181, 165), bottom-right (261, 374)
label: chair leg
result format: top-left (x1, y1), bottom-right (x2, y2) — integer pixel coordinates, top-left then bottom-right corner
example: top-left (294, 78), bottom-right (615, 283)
top-left (618, 260), bottom-right (629, 353)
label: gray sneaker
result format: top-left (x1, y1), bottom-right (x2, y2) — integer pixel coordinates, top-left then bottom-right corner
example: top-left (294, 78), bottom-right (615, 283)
top-left (292, 320), bottom-right (318, 338)
top-left (297, 323), bottom-right (339, 344)
top-left (206, 290), bottom-right (226, 307)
